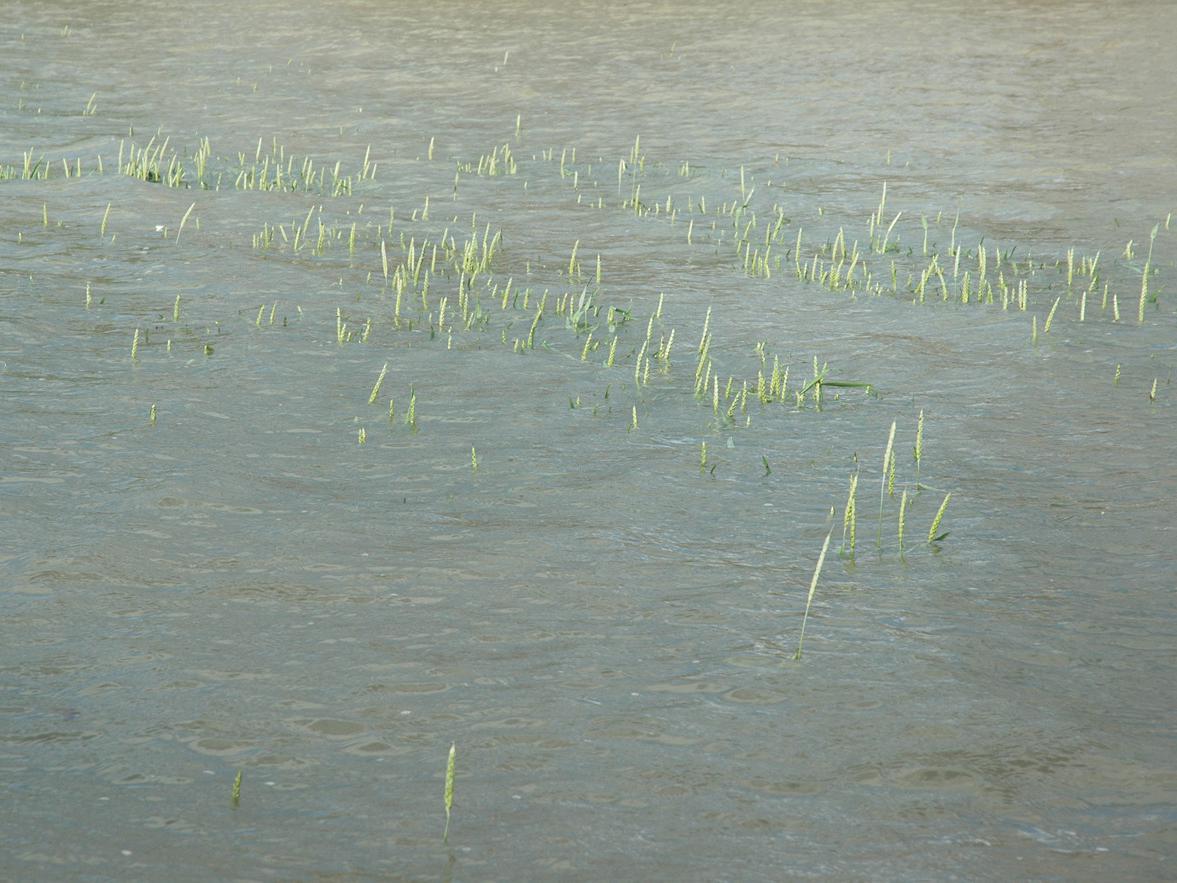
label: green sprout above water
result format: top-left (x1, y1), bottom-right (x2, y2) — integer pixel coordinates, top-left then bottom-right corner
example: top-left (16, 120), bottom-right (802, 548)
top-left (442, 743), bottom-right (456, 843)
top-left (928, 493), bottom-right (952, 544)
top-left (794, 531), bottom-right (833, 661)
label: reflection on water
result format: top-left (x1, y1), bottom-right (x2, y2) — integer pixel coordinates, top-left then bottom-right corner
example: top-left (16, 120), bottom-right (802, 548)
top-left (2, 0), bottom-right (1175, 879)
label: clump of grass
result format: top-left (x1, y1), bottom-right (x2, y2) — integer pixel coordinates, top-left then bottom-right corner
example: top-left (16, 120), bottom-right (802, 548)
top-left (231, 769), bottom-right (242, 806)
top-left (794, 531), bottom-right (832, 660)
top-left (443, 743), bottom-right (456, 843)
top-left (131, 327), bottom-right (140, 361)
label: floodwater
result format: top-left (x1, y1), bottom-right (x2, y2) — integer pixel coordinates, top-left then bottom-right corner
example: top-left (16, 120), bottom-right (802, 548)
top-left (2, 1), bottom-right (1175, 879)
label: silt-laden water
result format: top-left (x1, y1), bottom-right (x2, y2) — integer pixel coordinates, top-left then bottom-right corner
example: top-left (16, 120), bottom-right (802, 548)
top-left (2, 1), bottom-right (1175, 879)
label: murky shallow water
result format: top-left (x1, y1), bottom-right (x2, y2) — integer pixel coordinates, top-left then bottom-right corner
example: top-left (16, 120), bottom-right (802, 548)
top-left (2, 1), bottom-right (1175, 879)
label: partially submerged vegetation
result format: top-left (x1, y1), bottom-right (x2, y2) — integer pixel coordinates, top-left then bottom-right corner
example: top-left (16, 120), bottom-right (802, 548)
top-left (3, 117), bottom-right (1172, 666)
top-left (2, 12), bottom-right (1175, 882)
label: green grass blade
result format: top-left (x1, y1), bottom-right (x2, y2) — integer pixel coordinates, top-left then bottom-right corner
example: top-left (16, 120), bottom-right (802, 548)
top-left (794, 531), bottom-right (833, 660)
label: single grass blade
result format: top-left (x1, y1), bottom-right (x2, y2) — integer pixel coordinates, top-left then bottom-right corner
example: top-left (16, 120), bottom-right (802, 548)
top-left (878, 421), bottom-right (896, 549)
top-left (176, 201), bottom-right (196, 245)
top-left (927, 493), bottom-right (952, 544)
top-left (794, 531), bottom-right (833, 660)
top-left (442, 742), bottom-right (456, 843)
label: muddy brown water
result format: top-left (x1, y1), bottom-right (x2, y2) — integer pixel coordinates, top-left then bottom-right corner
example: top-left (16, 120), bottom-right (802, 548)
top-left (2, 1), bottom-right (1175, 879)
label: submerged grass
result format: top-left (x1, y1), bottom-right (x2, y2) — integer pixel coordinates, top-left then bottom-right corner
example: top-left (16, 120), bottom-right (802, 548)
top-left (0, 118), bottom-right (1061, 715)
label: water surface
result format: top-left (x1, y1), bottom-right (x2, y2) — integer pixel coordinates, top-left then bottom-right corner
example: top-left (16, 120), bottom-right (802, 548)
top-left (2, 1), bottom-right (1175, 879)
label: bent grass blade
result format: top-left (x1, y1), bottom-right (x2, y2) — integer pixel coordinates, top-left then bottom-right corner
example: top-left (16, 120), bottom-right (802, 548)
top-left (175, 201), bottom-right (196, 245)
top-left (794, 531), bottom-right (833, 660)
